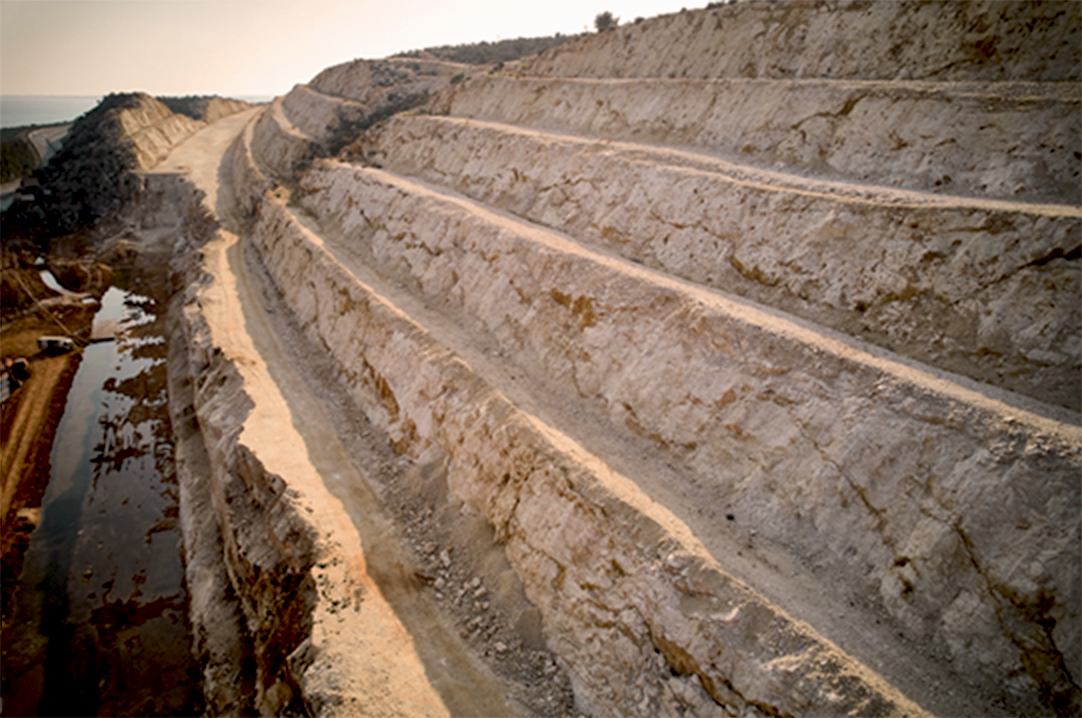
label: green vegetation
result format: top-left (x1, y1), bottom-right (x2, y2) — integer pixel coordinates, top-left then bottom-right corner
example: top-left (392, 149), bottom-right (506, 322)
top-left (323, 91), bottom-right (431, 158)
top-left (1, 126), bottom-right (42, 144)
top-left (159, 95), bottom-right (224, 121)
top-left (0, 135), bottom-right (38, 183)
top-left (594, 11), bottom-right (619, 31)
top-left (5, 93), bottom-right (144, 234)
top-left (394, 33), bottom-right (578, 66)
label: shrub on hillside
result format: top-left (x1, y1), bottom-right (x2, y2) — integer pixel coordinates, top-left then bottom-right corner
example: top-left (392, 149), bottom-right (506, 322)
top-left (595, 11), bottom-right (619, 31)
top-left (394, 34), bottom-right (577, 66)
top-left (0, 139), bottom-right (38, 183)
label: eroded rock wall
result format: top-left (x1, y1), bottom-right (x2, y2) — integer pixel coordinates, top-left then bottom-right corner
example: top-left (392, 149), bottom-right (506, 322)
top-left (249, 97), bottom-right (317, 182)
top-left (518, 1), bottom-right (1081, 82)
top-left (361, 113), bottom-right (1081, 410)
top-left (229, 113), bottom-right (274, 218)
top-left (292, 159), bottom-right (1081, 708)
top-left (179, 1), bottom-right (1081, 715)
top-left (19, 93), bottom-right (243, 233)
top-left (246, 187), bottom-right (929, 718)
top-left (113, 97), bottom-right (203, 170)
top-left (159, 96), bottom-right (258, 124)
top-left (177, 294), bottom-right (317, 715)
top-left (309, 57), bottom-right (467, 104)
top-left (435, 76), bottom-right (1081, 202)
top-left (244, 57), bottom-right (468, 183)
top-left (152, 123), bottom-right (453, 715)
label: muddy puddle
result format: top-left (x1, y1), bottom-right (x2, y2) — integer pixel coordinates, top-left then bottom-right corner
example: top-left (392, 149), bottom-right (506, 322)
top-left (2, 278), bottom-right (199, 717)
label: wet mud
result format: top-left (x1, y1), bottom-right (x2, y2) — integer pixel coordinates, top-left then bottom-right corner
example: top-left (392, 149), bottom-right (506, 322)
top-left (1, 262), bottom-right (200, 717)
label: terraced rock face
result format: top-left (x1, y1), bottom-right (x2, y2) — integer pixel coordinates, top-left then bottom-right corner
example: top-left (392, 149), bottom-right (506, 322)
top-left (161, 2), bottom-right (1080, 717)
top-left (252, 57), bottom-right (471, 173)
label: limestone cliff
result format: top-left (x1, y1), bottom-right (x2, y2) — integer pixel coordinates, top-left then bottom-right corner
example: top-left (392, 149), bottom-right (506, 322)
top-left (247, 57), bottom-right (466, 182)
top-left (148, 2), bottom-right (1081, 717)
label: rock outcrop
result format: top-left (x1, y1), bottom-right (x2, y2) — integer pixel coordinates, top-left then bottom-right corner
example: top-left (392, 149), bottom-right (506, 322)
top-left (10, 93), bottom-right (253, 233)
top-left (159, 95), bottom-right (256, 123)
top-left (248, 57), bottom-right (467, 180)
top-left (149, 2), bottom-right (1080, 717)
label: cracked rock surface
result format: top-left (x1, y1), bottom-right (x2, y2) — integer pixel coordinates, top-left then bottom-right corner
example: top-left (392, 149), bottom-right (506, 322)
top-left (149, 2), bottom-right (1080, 717)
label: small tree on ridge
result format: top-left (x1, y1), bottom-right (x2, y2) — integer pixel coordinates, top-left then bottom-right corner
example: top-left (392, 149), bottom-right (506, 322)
top-left (594, 11), bottom-right (619, 31)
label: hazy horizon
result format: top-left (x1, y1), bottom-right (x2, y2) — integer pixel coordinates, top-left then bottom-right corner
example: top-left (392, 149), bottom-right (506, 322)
top-left (0, 94), bottom-right (277, 129)
top-left (1, 1), bottom-right (693, 98)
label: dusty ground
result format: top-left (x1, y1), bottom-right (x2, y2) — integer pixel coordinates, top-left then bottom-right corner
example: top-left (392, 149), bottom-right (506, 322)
top-left (0, 346), bottom-right (80, 624)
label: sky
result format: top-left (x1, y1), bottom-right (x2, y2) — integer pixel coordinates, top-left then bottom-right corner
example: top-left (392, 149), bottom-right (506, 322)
top-left (1, 0), bottom-right (695, 98)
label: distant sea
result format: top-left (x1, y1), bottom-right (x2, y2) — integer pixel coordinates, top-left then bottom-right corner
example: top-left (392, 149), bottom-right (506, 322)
top-left (1, 95), bottom-right (101, 129)
top-left (1, 94), bottom-right (276, 129)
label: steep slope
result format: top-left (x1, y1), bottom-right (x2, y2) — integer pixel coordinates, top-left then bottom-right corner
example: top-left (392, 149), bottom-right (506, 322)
top-left (517, 1), bottom-right (1080, 82)
top-left (159, 95), bottom-right (257, 123)
top-left (360, 113), bottom-right (1080, 409)
top-left (164, 2), bottom-right (1080, 716)
top-left (430, 76), bottom-right (1081, 203)
top-left (8, 93), bottom-right (253, 233)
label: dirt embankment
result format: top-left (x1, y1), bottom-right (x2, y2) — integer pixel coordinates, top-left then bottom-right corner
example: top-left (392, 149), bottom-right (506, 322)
top-left (158, 95), bottom-right (257, 123)
top-left (519, 0), bottom-right (1081, 82)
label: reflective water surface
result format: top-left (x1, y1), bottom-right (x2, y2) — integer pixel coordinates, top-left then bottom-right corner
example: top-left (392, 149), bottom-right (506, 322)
top-left (4, 282), bottom-right (199, 716)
